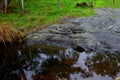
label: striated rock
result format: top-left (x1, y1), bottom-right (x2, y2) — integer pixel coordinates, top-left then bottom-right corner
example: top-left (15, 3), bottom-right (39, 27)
top-left (25, 8), bottom-right (120, 53)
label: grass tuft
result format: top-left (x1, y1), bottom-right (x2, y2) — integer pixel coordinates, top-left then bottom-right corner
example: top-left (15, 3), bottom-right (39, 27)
top-left (0, 22), bottom-right (23, 46)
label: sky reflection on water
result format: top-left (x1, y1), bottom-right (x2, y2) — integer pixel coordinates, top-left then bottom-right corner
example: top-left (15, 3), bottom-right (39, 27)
top-left (0, 45), bottom-right (120, 80)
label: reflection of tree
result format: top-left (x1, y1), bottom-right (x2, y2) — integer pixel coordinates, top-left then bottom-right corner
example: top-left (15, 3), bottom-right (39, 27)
top-left (20, 45), bottom-right (120, 80)
top-left (28, 47), bottom-right (93, 80)
top-left (31, 52), bottom-right (80, 80)
top-left (85, 52), bottom-right (120, 78)
top-left (0, 45), bottom-right (27, 80)
top-left (21, 44), bottom-right (65, 61)
top-left (33, 56), bottom-right (80, 80)
top-left (22, 46), bottom-right (93, 80)
top-left (32, 51), bottom-right (93, 80)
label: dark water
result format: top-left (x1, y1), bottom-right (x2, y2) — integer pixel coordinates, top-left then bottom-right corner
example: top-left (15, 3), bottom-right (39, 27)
top-left (0, 44), bottom-right (120, 80)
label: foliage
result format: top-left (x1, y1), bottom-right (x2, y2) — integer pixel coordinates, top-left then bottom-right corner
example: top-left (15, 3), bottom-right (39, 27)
top-left (0, 0), bottom-right (120, 32)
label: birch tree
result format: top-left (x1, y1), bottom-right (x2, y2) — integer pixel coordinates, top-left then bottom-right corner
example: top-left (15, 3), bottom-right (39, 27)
top-left (0, 0), bottom-right (24, 16)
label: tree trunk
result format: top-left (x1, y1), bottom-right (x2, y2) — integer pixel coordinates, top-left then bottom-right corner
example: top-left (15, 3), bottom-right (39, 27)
top-left (0, 0), bottom-right (11, 13)
top-left (0, 0), bottom-right (4, 12)
top-left (58, 0), bottom-right (60, 11)
top-left (113, 0), bottom-right (115, 4)
top-left (18, 0), bottom-right (24, 16)
top-left (4, 0), bottom-right (8, 13)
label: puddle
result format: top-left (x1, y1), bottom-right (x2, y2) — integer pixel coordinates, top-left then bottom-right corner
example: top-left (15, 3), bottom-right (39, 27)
top-left (0, 44), bottom-right (120, 80)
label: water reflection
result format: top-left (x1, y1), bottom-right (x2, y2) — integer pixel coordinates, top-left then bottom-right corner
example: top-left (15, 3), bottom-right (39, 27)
top-left (85, 52), bottom-right (120, 80)
top-left (0, 45), bottom-right (27, 80)
top-left (0, 44), bottom-right (120, 80)
top-left (21, 45), bottom-right (120, 80)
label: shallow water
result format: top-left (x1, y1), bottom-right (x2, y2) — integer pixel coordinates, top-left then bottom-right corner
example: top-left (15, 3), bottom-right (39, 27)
top-left (0, 44), bottom-right (120, 80)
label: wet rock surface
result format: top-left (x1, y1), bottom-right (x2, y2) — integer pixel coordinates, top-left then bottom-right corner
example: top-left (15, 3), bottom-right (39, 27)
top-left (26, 8), bottom-right (120, 53)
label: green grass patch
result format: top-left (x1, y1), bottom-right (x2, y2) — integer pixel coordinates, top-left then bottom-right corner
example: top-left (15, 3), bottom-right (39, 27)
top-left (0, 0), bottom-right (120, 33)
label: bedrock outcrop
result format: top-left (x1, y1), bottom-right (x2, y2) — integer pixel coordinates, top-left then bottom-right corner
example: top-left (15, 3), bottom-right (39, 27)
top-left (26, 8), bottom-right (120, 53)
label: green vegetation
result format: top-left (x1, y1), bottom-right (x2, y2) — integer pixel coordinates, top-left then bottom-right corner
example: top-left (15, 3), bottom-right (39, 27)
top-left (0, 0), bottom-right (120, 32)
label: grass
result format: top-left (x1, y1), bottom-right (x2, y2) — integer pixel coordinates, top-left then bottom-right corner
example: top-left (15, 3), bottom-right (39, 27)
top-left (0, 0), bottom-right (120, 33)
top-left (95, 0), bottom-right (120, 8)
top-left (0, 22), bottom-right (23, 45)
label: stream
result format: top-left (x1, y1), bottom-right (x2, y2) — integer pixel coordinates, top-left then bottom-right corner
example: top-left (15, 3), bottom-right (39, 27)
top-left (0, 44), bottom-right (120, 80)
